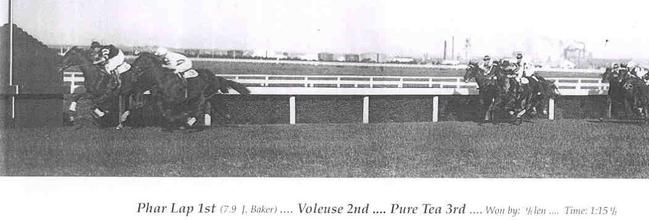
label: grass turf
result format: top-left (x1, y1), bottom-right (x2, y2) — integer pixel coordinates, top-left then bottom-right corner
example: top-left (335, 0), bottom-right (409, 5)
top-left (2, 120), bottom-right (648, 177)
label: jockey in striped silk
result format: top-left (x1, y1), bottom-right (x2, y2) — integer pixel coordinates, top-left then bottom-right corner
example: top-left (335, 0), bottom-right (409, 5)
top-left (154, 47), bottom-right (193, 78)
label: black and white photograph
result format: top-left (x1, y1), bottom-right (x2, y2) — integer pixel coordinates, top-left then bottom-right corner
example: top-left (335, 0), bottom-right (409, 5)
top-left (1, 0), bottom-right (648, 219)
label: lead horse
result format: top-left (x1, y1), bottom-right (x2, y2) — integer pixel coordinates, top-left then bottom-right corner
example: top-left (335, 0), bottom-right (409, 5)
top-left (58, 47), bottom-right (119, 126)
top-left (117, 52), bottom-right (250, 130)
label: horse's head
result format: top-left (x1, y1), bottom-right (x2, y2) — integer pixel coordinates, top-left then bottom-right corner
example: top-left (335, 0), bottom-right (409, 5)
top-left (601, 67), bottom-right (612, 82)
top-left (464, 62), bottom-right (479, 82)
top-left (58, 46), bottom-right (92, 72)
top-left (130, 53), bottom-right (187, 103)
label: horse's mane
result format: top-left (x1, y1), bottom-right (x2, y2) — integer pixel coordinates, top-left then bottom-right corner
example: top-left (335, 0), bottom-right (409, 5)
top-left (131, 52), bottom-right (164, 70)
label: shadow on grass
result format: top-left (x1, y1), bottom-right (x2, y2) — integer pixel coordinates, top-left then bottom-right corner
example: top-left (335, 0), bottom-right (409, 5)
top-left (588, 118), bottom-right (649, 126)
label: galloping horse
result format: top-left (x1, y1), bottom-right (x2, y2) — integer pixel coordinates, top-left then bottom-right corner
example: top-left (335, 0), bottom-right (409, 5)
top-left (621, 74), bottom-right (649, 118)
top-left (602, 67), bottom-right (626, 118)
top-left (120, 52), bottom-right (250, 129)
top-left (464, 61), bottom-right (499, 121)
top-left (529, 76), bottom-right (560, 116)
top-left (603, 67), bottom-right (646, 118)
top-left (58, 47), bottom-right (119, 126)
top-left (485, 61), bottom-right (536, 124)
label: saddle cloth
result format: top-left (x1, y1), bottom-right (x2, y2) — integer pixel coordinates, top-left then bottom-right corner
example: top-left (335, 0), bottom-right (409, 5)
top-left (115, 63), bottom-right (131, 75)
top-left (182, 69), bottom-right (199, 78)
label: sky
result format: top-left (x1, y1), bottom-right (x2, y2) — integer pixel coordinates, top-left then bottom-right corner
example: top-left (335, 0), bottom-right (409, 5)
top-left (5, 0), bottom-right (649, 59)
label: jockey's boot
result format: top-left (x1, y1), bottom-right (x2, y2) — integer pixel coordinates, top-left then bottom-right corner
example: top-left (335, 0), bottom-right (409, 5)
top-left (531, 75), bottom-right (539, 81)
top-left (177, 72), bottom-right (188, 86)
top-left (110, 70), bottom-right (120, 89)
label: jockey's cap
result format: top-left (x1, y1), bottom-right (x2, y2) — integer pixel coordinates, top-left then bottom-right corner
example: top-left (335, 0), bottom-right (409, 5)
top-left (516, 53), bottom-right (523, 59)
top-left (620, 63), bottom-right (628, 68)
top-left (612, 63), bottom-right (619, 68)
top-left (483, 55), bottom-right (491, 61)
top-left (90, 41), bottom-right (101, 49)
top-left (628, 61), bottom-right (636, 67)
top-left (154, 47), bottom-right (169, 56)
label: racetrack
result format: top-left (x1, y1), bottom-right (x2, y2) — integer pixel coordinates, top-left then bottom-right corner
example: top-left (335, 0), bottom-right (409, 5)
top-left (3, 120), bottom-right (648, 177)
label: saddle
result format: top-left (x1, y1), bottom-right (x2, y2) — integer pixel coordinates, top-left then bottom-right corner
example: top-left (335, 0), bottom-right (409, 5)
top-left (180, 69), bottom-right (199, 78)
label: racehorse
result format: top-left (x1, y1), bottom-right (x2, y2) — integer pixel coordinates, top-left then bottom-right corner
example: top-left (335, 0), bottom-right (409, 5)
top-left (485, 61), bottom-right (536, 125)
top-left (620, 74), bottom-right (649, 118)
top-left (602, 67), bottom-right (626, 118)
top-left (603, 67), bottom-right (644, 118)
top-left (58, 46), bottom-right (119, 126)
top-left (464, 61), bottom-right (499, 121)
top-left (119, 52), bottom-right (250, 130)
top-left (528, 76), bottom-right (560, 116)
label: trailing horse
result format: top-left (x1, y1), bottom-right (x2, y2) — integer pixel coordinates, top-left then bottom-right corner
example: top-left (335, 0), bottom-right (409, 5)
top-left (603, 67), bottom-right (645, 118)
top-left (620, 74), bottom-right (649, 118)
top-left (58, 47), bottom-right (120, 127)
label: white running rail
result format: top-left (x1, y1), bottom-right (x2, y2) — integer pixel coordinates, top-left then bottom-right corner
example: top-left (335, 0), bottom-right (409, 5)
top-left (63, 72), bottom-right (609, 123)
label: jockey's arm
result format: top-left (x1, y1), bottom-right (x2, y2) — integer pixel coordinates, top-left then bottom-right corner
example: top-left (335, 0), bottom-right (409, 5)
top-left (162, 53), bottom-right (192, 73)
top-left (93, 55), bottom-right (107, 65)
top-left (515, 64), bottom-right (525, 79)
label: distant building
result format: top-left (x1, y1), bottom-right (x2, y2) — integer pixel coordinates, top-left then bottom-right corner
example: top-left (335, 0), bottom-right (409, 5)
top-left (227, 50), bottom-right (245, 58)
top-left (318, 53), bottom-right (334, 61)
top-left (440, 60), bottom-right (461, 65)
top-left (183, 49), bottom-right (200, 57)
top-left (360, 53), bottom-right (381, 63)
top-left (296, 53), bottom-right (319, 61)
top-left (334, 54), bottom-right (346, 62)
top-left (390, 57), bottom-right (416, 64)
top-left (344, 54), bottom-right (360, 62)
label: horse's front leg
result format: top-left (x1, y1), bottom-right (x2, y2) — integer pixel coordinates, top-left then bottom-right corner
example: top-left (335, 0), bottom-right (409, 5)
top-left (67, 93), bottom-right (83, 123)
top-left (184, 95), bottom-right (206, 128)
top-left (116, 95), bottom-right (130, 129)
top-left (209, 95), bottom-right (231, 121)
top-left (486, 97), bottom-right (501, 123)
top-left (156, 100), bottom-right (176, 131)
top-left (607, 96), bottom-right (613, 119)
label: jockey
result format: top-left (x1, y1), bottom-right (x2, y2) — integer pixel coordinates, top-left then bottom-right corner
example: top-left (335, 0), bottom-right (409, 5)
top-left (478, 55), bottom-right (493, 75)
top-left (90, 41), bottom-right (126, 77)
top-left (619, 62), bottom-right (630, 78)
top-left (629, 62), bottom-right (648, 80)
top-left (154, 47), bottom-right (193, 78)
top-left (513, 53), bottom-right (537, 83)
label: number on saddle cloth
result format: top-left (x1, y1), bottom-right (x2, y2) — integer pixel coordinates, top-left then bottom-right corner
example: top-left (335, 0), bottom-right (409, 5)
top-left (115, 63), bottom-right (131, 75)
top-left (181, 69), bottom-right (199, 78)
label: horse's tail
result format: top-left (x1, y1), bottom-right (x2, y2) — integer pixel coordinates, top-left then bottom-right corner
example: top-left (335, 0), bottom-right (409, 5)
top-left (545, 80), bottom-right (561, 98)
top-left (225, 79), bottom-right (250, 95)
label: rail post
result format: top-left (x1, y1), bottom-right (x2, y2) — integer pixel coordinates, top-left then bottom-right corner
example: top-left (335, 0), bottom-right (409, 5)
top-left (204, 114), bottom-right (211, 126)
top-left (289, 96), bottom-right (296, 124)
top-left (548, 98), bottom-right (555, 120)
top-left (69, 73), bottom-right (75, 94)
top-left (432, 96), bottom-right (439, 122)
top-left (363, 96), bottom-right (369, 124)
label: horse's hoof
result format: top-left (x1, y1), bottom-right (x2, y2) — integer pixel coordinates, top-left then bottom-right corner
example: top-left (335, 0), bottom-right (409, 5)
top-left (515, 118), bottom-right (523, 125)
